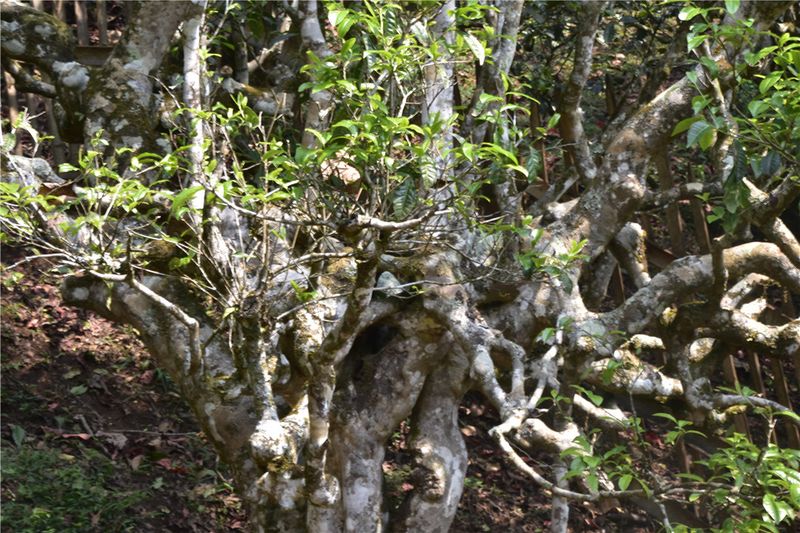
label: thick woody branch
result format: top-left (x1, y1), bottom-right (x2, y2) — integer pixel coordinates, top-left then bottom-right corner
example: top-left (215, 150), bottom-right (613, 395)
top-left (713, 394), bottom-right (800, 429)
top-left (300, 0), bottom-right (334, 148)
top-left (585, 357), bottom-right (683, 398)
top-left (549, 2), bottom-right (789, 262)
top-left (743, 177), bottom-right (800, 268)
top-left (2, 59), bottom-right (56, 98)
top-left (86, 270), bottom-right (205, 378)
top-left (304, 245), bottom-right (383, 507)
top-left (698, 312), bottom-right (799, 358)
top-left (461, 0), bottom-right (524, 144)
top-left (606, 242), bottom-right (800, 335)
top-left (85, 1), bottom-right (202, 149)
top-left (642, 182), bottom-right (722, 210)
top-left (558, 0), bottom-right (605, 183)
top-left (608, 222), bottom-right (650, 289)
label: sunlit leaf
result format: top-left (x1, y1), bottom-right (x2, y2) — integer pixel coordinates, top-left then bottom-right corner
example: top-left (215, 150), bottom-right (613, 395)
top-left (463, 33), bottom-right (486, 65)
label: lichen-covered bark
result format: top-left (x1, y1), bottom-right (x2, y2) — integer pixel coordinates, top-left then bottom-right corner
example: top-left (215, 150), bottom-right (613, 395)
top-left (84, 1), bottom-right (202, 150)
top-left (1, 1), bottom-right (84, 140)
top-left (558, 0), bottom-right (605, 184)
top-left (393, 350), bottom-right (470, 533)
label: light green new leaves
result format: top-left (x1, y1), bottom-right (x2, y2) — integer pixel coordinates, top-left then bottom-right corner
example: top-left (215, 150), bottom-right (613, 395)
top-left (462, 33), bottom-right (486, 65)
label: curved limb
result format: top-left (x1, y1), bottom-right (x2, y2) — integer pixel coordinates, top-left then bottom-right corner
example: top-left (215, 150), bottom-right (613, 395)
top-left (393, 348), bottom-right (470, 533)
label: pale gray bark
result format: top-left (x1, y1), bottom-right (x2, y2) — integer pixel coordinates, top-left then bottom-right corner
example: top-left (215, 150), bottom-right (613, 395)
top-left (558, 1), bottom-right (605, 184)
top-left (394, 350), bottom-right (470, 533)
top-left (85, 1), bottom-right (203, 150)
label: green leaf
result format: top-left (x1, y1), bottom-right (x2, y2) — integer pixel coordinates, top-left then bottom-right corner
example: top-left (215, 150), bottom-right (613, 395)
top-left (328, 8), bottom-right (352, 37)
top-left (2, 132), bottom-right (16, 153)
top-left (618, 474), bottom-right (632, 491)
top-left (304, 128), bottom-right (328, 147)
top-left (762, 493), bottom-right (789, 523)
top-left (698, 125), bottom-right (717, 150)
top-left (723, 184), bottom-right (743, 214)
top-left (70, 385), bottom-right (88, 396)
top-left (294, 145), bottom-right (316, 165)
top-left (583, 389), bottom-right (604, 407)
top-left (536, 327), bottom-right (555, 344)
top-left (170, 186), bottom-right (204, 218)
top-left (506, 164), bottom-right (529, 178)
top-left (775, 410), bottom-right (800, 422)
top-left (480, 143), bottom-right (518, 164)
top-left (729, 141), bottom-right (748, 183)
top-left (463, 33), bottom-right (486, 65)
top-left (559, 271), bottom-right (574, 293)
top-left (525, 149), bottom-right (542, 181)
top-left (547, 113), bottom-right (561, 129)
top-left (10, 424), bottom-right (26, 448)
top-left (687, 34), bottom-right (708, 52)
top-left (586, 473), bottom-right (599, 493)
top-left (653, 412), bottom-right (679, 424)
top-left (724, 0), bottom-right (740, 15)
top-left (462, 142), bottom-right (475, 162)
top-left (686, 120), bottom-right (711, 148)
top-left (747, 99), bottom-right (769, 118)
top-left (678, 6), bottom-right (701, 21)
top-left (699, 56), bottom-right (719, 78)
top-left (673, 116), bottom-right (703, 135)
top-left (759, 71), bottom-right (782, 94)
top-left (392, 178), bottom-right (417, 218)
top-left (692, 95), bottom-right (709, 114)
top-left (760, 151), bottom-right (782, 177)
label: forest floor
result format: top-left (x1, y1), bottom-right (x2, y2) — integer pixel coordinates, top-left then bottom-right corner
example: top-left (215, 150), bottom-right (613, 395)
top-left (1, 251), bottom-right (660, 532)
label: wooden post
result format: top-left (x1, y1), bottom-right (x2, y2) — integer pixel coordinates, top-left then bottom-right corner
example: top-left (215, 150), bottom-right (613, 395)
top-left (769, 358), bottom-right (800, 448)
top-left (746, 350), bottom-right (767, 397)
top-left (655, 151), bottom-right (685, 256)
top-left (75, 1), bottom-right (91, 46)
top-left (722, 354), bottom-right (751, 439)
top-left (54, 0), bottom-right (66, 21)
top-left (97, 0), bottom-right (109, 46)
top-left (609, 264), bottom-right (625, 306)
top-left (688, 164), bottom-right (712, 254)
